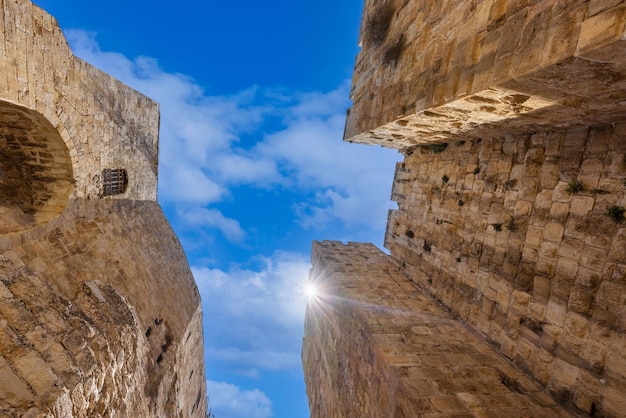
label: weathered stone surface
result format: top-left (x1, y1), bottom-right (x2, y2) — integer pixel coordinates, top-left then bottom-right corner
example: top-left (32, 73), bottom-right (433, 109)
top-left (304, 1), bottom-right (626, 417)
top-left (384, 125), bottom-right (626, 415)
top-left (304, 241), bottom-right (573, 418)
top-left (345, 0), bottom-right (626, 151)
top-left (0, 1), bottom-right (206, 416)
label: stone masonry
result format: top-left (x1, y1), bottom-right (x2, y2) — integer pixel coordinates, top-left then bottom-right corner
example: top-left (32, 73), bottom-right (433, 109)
top-left (304, 1), bottom-right (626, 417)
top-left (304, 241), bottom-right (574, 417)
top-left (345, 0), bottom-right (626, 150)
top-left (0, 1), bottom-right (206, 416)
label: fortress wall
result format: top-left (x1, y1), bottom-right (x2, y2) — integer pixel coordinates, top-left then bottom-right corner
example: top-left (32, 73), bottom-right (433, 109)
top-left (0, 1), bottom-right (207, 415)
top-left (345, 0), bottom-right (626, 150)
top-left (385, 123), bottom-right (626, 416)
top-left (0, 0), bottom-right (159, 201)
top-left (0, 199), bottom-right (206, 417)
top-left (304, 241), bottom-right (573, 418)
top-left (306, 1), bottom-right (626, 416)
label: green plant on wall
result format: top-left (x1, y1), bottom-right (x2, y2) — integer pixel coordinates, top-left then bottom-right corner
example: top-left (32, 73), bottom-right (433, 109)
top-left (605, 205), bottom-right (625, 223)
top-left (566, 180), bottom-right (583, 194)
top-left (363, 2), bottom-right (395, 46)
top-left (383, 35), bottom-right (405, 66)
top-left (442, 174), bottom-right (449, 184)
top-left (491, 223), bottom-right (503, 232)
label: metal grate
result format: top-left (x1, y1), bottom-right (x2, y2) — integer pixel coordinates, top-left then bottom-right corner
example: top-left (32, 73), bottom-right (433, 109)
top-left (102, 168), bottom-right (128, 196)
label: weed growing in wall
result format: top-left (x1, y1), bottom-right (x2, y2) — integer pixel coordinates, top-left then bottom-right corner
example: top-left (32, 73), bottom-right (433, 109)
top-left (492, 223), bottom-right (503, 232)
top-left (383, 35), bottom-right (405, 66)
top-left (566, 180), bottom-right (583, 194)
top-left (605, 205), bottom-right (625, 223)
top-left (363, 2), bottom-right (395, 46)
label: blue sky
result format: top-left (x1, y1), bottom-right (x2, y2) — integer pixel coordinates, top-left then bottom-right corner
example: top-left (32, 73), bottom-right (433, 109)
top-left (32, 1), bottom-right (401, 417)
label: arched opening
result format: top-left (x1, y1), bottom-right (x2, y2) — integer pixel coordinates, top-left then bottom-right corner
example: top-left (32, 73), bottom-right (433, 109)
top-left (0, 101), bottom-right (74, 234)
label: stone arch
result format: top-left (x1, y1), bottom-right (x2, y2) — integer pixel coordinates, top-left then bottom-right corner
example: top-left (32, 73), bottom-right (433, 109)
top-left (0, 100), bottom-right (74, 234)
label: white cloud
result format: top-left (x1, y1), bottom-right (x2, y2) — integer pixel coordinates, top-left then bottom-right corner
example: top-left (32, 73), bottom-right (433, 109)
top-left (207, 380), bottom-right (272, 418)
top-left (193, 252), bottom-right (311, 376)
top-left (254, 107), bottom-right (400, 230)
top-left (65, 24), bottom-right (400, 418)
top-left (161, 167), bottom-right (227, 205)
top-left (178, 207), bottom-right (246, 243)
top-left (65, 29), bottom-right (400, 239)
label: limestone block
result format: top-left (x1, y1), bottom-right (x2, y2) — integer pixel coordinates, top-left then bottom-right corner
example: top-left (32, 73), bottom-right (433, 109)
top-left (0, 355), bottom-right (35, 407)
top-left (313, 1), bottom-right (626, 415)
top-left (569, 196), bottom-right (595, 216)
top-left (543, 222), bottom-right (565, 243)
top-left (13, 351), bottom-right (58, 397)
top-left (577, 5), bottom-right (626, 54)
top-left (525, 225), bottom-right (544, 247)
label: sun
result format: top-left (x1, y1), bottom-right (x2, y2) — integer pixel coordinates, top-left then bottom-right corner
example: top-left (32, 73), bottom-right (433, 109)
top-left (304, 282), bottom-right (319, 299)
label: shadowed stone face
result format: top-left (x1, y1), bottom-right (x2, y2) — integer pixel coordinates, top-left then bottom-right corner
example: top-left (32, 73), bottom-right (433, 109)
top-left (0, 101), bottom-right (73, 233)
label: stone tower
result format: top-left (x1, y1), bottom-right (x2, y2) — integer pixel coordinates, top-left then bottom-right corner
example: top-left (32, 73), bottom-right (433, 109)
top-left (304, 1), bottom-right (626, 417)
top-left (0, 1), bottom-right (206, 416)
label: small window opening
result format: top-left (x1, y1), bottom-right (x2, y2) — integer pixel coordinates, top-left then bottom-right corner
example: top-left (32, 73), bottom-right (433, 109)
top-left (102, 168), bottom-right (128, 196)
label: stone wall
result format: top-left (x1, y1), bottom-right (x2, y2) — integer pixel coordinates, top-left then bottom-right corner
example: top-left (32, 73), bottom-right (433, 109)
top-left (345, 0), bottom-right (626, 151)
top-left (305, 1), bottom-right (626, 417)
top-left (304, 241), bottom-right (574, 417)
top-left (385, 124), bottom-right (626, 416)
top-left (0, 0), bottom-right (159, 201)
top-left (0, 200), bottom-right (206, 417)
top-left (0, 1), bottom-right (207, 416)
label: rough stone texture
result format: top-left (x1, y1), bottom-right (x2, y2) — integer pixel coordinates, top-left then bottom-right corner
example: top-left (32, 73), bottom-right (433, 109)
top-left (345, 0), bottom-right (626, 151)
top-left (304, 1), bottom-right (626, 417)
top-left (385, 125), bottom-right (626, 416)
top-left (304, 241), bottom-right (574, 418)
top-left (0, 0), bottom-right (159, 201)
top-left (0, 1), bottom-right (206, 416)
